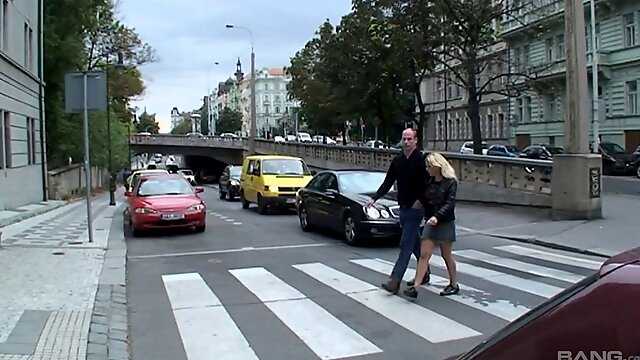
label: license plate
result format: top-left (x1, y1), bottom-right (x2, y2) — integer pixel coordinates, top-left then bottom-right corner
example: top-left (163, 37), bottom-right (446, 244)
top-left (286, 198), bottom-right (296, 203)
top-left (161, 213), bottom-right (185, 220)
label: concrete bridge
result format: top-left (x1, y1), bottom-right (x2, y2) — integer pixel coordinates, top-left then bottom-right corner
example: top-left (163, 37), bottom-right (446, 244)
top-left (130, 134), bottom-right (600, 219)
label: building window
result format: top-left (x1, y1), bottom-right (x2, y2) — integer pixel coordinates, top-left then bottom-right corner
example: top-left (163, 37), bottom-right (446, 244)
top-left (1, 0), bottom-right (8, 51)
top-left (436, 80), bottom-right (443, 101)
top-left (555, 35), bottom-right (564, 60)
top-left (626, 81), bottom-right (638, 114)
top-left (487, 114), bottom-right (493, 138)
top-left (498, 113), bottom-right (505, 138)
top-left (545, 38), bottom-right (553, 61)
top-left (3, 111), bottom-right (10, 168)
top-left (437, 120), bottom-right (443, 140)
top-left (24, 23), bottom-right (33, 70)
top-left (27, 117), bottom-right (36, 164)
top-left (623, 13), bottom-right (636, 48)
top-left (275, 106), bottom-right (280, 114)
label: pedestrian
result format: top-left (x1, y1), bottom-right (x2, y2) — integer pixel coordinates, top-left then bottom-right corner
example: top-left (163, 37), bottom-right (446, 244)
top-left (404, 152), bottom-right (459, 298)
top-left (366, 128), bottom-right (431, 294)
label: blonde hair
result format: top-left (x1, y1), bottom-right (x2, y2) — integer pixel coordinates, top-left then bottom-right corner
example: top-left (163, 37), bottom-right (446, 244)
top-left (426, 152), bottom-right (457, 180)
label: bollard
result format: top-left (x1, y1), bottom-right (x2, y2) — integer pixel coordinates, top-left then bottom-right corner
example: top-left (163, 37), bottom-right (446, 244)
top-left (0, 231), bottom-right (3, 249)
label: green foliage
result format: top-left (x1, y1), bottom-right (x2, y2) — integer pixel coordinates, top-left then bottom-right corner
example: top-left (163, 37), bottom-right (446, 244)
top-left (216, 108), bottom-right (242, 134)
top-left (44, 0), bottom-right (157, 168)
top-left (134, 111), bottom-right (160, 133)
top-left (171, 119), bottom-right (192, 135)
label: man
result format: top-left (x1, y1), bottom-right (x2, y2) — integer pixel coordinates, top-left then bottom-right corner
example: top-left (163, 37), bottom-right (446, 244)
top-left (366, 128), bottom-right (431, 294)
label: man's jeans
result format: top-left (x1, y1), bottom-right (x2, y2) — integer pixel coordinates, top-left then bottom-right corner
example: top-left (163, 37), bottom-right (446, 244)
top-left (390, 207), bottom-right (424, 282)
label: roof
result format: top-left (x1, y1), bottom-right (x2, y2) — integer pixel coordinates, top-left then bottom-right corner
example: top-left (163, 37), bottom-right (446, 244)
top-left (320, 169), bottom-right (387, 174)
top-left (133, 169), bottom-right (168, 175)
top-left (267, 68), bottom-right (286, 76)
top-left (244, 155), bottom-right (303, 161)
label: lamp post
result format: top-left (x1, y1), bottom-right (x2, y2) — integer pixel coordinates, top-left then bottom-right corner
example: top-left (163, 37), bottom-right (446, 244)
top-left (207, 61), bottom-right (220, 136)
top-left (105, 51), bottom-right (124, 206)
top-left (226, 24), bottom-right (256, 154)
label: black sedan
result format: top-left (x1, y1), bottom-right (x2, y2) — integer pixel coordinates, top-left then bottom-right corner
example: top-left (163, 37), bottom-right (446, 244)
top-left (219, 165), bottom-right (242, 200)
top-left (295, 170), bottom-right (402, 246)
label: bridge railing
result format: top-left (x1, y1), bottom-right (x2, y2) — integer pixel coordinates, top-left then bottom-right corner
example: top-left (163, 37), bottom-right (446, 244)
top-left (131, 134), bottom-right (553, 207)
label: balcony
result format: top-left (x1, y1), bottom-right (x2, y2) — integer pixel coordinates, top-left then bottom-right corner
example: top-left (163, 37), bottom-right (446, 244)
top-left (512, 51), bottom-right (612, 85)
top-left (500, 0), bottom-right (619, 39)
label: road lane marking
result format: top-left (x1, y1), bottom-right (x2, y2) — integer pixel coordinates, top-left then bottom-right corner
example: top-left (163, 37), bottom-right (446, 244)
top-left (230, 267), bottom-right (382, 359)
top-left (493, 245), bottom-right (602, 270)
top-left (162, 273), bottom-right (258, 360)
top-left (454, 249), bottom-right (586, 283)
top-left (129, 243), bottom-right (331, 260)
top-left (293, 262), bottom-right (482, 343)
top-left (350, 258), bottom-right (530, 322)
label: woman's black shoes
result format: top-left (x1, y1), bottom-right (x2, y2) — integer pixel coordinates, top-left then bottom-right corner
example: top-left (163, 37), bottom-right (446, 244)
top-left (403, 286), bottom-right (418, 298)
top-left (440, 284), bottom-right (459, 296)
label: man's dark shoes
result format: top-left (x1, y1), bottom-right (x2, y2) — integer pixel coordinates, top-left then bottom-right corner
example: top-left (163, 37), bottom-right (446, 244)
top-left (403, 286), bottom-right (418, 298)
top-left (381, 279), bottom-right (400, 294)
top-left (440, 284), bottom-right (459, 296)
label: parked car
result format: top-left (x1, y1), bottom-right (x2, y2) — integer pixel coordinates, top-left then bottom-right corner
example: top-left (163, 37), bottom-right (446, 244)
top-left (218, 165), bottom-right (242, 200)
top-left (296, 170), bottom-right (402, 245)
top-left (460, 141), bottom-right (489, 155)
top-left (443, 245), bottom-right (640, 360)
top-left (124, 174), bottom-right (206, 236)
top-left (124, 168), bottom-right (169, 191)
top-left (239, 155), bottom-right (315, 214)
top-left (598, 142), bottom-right (638, 175)
top-left (519, 144), bottom-right (563, 160)
top-left (178, 169), bottom-right (196, 185)
top-left (486, 144), bottom-right (520, 157)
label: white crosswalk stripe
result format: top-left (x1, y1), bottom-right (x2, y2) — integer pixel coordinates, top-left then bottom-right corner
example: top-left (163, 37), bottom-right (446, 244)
top-left (160, 244), bottom-right (603, 359)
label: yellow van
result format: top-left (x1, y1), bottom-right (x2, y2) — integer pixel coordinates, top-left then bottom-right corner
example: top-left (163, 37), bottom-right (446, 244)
top-left (239, 155), bottom-right (315, 214)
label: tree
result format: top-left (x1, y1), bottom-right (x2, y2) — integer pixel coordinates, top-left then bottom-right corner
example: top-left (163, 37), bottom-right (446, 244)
top-left (216, 108), bottom-right (242, 134)
top-left (426, 0), bottom-right (548, 154)
top-left (135, 111), bottom-right (160, 133)
top-left (44, 0), bottom-right (157, 169)
top-left (171, 119), bottom-right (192, 135)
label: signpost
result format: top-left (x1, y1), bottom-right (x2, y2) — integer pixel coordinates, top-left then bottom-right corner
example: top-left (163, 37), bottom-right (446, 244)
top-left (64, 70), bottom-right (107, 243)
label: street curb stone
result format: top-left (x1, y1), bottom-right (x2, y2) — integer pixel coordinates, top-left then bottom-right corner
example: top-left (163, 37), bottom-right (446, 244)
top-left (86, 205), bottom-right (129, 360)
top-left (0, 201), bottom-right (69, 229)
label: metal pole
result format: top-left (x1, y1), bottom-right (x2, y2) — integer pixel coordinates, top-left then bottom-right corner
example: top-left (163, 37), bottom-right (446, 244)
top-left (249, 50), bottom-right (257, 153)
top-left (589, 0), bottom-right (599, 152)
top-left (82, 72), bottom-right (94, 243)
top-left (106, 58), bottom-right (115, 206)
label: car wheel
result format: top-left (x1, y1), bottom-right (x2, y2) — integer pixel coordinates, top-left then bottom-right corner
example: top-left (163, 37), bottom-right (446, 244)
top-left (195, 224), bottom-right (206, 233)
top-left (299, 205), bottom-right (313, 232)
top-left (240, 191), bottom-right (250, 209)
top-left (257, 194), bottom-right (267, 214)
top-left (343, 213), bottom-right (360, 246)
top-left (636, 165), bottom-right (640, 178)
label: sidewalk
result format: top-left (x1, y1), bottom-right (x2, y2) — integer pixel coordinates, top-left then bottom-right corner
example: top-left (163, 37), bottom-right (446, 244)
top-left (0, 190), bottom-right (128, 360)
top-left (456, 194), bottom-right (639, 258)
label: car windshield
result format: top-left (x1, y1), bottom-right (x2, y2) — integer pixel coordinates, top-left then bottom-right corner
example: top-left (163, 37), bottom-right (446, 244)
top-left (505, 145), bottom-right (518, 152)
top-left (230, 167), bottom-right (241, 177)
top-left (262, 159), bottom-right (310, 175)
top-left (179, 170), bottom-right (193, 175)
top-left (339, 172), bottom-right (396, 194)
top-left (136, 178), bottom-right (194, 196)
top-left (546, 146), bottom-right (564, 154)
top-left (601, 143), bottom-right (626, 154)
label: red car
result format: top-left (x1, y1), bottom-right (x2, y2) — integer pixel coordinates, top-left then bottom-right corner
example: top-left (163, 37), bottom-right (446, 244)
top-left (125, 173), bottom-right (206, 236)
top-left (445, 246), bottom-right (640, 360)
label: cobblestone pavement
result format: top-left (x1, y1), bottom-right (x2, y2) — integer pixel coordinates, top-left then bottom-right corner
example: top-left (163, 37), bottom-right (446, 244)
top-left (0, 191), bottom-right (128, 360)
top-left (86, 285), bottom-right (129, 360)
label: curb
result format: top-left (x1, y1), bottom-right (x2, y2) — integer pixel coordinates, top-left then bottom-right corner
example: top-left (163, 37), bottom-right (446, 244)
top-left (458, 228), bottom-right (612, 259)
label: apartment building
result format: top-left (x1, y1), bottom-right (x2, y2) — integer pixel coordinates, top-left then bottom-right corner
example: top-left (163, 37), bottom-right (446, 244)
top-left (0, 0), bottom-right (46, 210)
top-left (421, 47), bottom-right (511, 151)
top-left (502, 0), bottom-right (640, 151)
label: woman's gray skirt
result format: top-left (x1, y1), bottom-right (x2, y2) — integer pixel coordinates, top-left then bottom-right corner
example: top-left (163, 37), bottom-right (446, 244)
top-left (422, 220), bottom-right (456, 243)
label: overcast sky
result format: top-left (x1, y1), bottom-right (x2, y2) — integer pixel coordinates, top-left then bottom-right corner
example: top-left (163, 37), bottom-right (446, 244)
top-left (118, 0), bottom-right (352, 132)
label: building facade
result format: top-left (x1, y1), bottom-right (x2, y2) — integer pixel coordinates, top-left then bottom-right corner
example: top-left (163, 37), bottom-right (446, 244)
top-left (501, 0), bottom-right (640, 151)
top-left (421, 50), bottom-right (511, 151)
top-left (170, 107), bottom-right (182, 129)
top-left (0, 0), bottom-right (46, 210)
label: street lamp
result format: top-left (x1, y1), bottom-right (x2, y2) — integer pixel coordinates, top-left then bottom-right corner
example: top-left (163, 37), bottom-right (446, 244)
top-left (226, 24), bottom-right (256, 154)
top-left (106, 51), bottom-right (124, 206)
top-left (207, 61), bottom-right (220, 136)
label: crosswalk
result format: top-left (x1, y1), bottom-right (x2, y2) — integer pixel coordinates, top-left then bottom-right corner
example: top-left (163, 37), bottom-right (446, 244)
top-left (159, 244), bottom-right (604, 360)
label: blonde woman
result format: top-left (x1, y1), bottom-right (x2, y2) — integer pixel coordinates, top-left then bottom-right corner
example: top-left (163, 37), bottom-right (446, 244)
top-left (404, 152), bottom-right (459, 298)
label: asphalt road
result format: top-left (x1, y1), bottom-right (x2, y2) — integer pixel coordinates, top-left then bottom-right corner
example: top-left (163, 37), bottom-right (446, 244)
top-left (125, 185), bottom-right (606, 360)
top-left (603, 175), bottom-right (640, 196)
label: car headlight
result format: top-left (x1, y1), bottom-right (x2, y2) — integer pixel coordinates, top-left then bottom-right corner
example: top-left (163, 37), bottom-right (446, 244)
top-left (268, 185), bottom-right (278, 192)
top-left (230, 179), bottom-right (239, 186)
top-left (364, 206), bottom-right (381, 219)
top-left (188, 204), bottom-right (205, 211)
top-left (380, 209), bottom-right (390, 218)
top-left (134, 207), bottom-right (156, 214)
